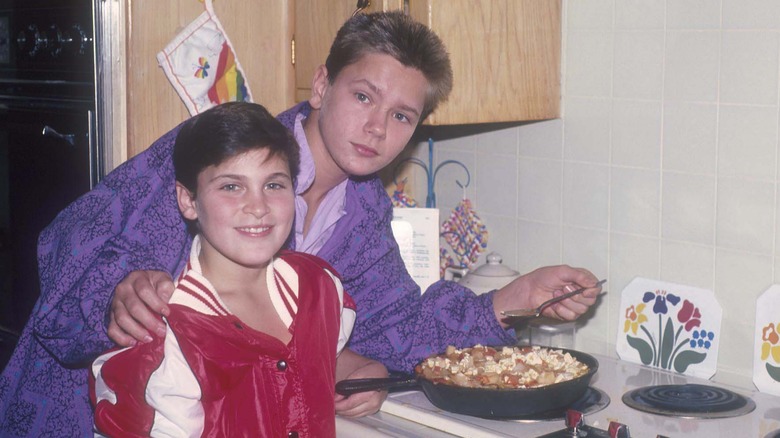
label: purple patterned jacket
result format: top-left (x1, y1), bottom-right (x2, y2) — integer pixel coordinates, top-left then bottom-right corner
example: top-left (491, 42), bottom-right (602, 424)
top-left (0, 102), bottom-right (514, 436)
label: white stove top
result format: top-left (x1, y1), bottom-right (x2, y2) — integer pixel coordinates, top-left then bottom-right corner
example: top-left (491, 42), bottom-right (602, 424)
top-left (337, 353), bottom-right (780, 438)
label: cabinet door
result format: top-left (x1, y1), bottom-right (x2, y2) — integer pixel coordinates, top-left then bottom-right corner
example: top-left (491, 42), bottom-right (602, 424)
top-left (293, 0), bottom-right (560, 125)
top-left (126, 0), bottom-right (293, 158)
top-left (409, 0), bottom-right (561, 124)
top-left (293, 0), bottom-right (402, 103)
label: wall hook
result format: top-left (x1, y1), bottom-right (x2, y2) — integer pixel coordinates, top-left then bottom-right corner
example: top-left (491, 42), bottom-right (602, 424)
top-left (393, 138), bottom-right (471, 208)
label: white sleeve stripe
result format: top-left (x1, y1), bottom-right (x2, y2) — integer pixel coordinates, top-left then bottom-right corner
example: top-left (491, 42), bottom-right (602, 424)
top-left (320, 268), bottom-right (354, 355)
top-left (337, 308), bottom-right (356, 355)
top-left (322, 269), bottom-right (344, 309)
top-left (146, 323), bottom-right (204, 437)
top-left (268, 258), bottom-right (298, 328)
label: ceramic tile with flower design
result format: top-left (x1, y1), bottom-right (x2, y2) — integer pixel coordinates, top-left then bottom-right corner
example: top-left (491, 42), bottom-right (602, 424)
top-left (616, 277), bottom-right (722, 379)
top-left (753, 285), bottom-right (780, 396)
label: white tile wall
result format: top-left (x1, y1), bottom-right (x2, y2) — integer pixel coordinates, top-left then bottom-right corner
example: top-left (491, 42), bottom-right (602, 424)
top-left (563, 97), bottom-right (611, 162)
top-left (660, 241), bottom-right (714, 288)
top-left (613, 31), bottom-right (665, 100)
top-left (717, 105), bottom-right (778, 179)
top-left (720, 32), bottom-right (780, 105)
top-left (615, 0), bottom-right (664, 30)
top-left (722, 0), bottom-right (780, 30)
top-left (609, 167), bottom-right (660, 236)
top-left (662, 102), bottom-right (718, 174)
top-left (717, 178), bottom-right (775, 253)
top-left (392, 0), bottom-right (780, 388)
top-left (611, 100), bottom-right (662, 168)
top-left (666, 1), bottom-right (721, 30)
top-left (664, 31), bottom-right (719, 102)
top-left (517, 157), bottom-right (561, 223)
top-left (661, 172), bottom-right (716, 245)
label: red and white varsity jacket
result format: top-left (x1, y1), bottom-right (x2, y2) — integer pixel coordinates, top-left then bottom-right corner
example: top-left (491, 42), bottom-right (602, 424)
top-left (90, 237), bottom-right (356, 437)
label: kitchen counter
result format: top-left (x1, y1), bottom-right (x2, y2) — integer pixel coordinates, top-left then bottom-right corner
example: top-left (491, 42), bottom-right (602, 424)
top-left (336, 354), bottom-right (780, 437)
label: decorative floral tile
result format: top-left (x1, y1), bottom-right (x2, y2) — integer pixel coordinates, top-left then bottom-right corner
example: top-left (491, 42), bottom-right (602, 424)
top-left (754, 285), bottom-right (780, 396)
top-left (616, 277), bottom-right (722, 379)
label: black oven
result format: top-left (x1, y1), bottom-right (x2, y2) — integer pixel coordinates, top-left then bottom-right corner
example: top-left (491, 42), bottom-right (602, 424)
top-left (0, 0), bottom-right (98, 338)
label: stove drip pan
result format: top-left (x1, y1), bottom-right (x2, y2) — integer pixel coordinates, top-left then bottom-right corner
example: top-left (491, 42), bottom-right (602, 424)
top-left (511, 387), bottom-right (610, 423)
top-left (622, 383), bottom-right (756, 419)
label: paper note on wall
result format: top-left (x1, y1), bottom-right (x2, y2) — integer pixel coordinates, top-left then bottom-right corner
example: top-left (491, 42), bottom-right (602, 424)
top-left (391, 208), bottom-right (440, 294)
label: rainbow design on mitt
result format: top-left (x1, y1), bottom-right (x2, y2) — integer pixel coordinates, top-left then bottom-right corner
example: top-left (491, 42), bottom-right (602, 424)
top-left (206, 42), bottom-right (249, 106)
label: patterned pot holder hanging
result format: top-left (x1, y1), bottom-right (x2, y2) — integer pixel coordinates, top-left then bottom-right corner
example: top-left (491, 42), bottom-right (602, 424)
top-left (440, 197), bottom-right (488, 276)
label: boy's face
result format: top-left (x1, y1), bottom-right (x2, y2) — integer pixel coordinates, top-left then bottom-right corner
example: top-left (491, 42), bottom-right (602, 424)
top-left (308, 53), bottom-right (428, 178)
top-left (176, 149), bottom-right (294, 273)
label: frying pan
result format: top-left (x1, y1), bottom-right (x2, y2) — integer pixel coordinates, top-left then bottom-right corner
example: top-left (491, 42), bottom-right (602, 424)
top-left (336, 347), bottom-right (599, 419)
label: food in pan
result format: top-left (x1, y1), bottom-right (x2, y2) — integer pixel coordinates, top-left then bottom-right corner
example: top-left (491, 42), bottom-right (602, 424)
top-left (415, 345), bottom-right (589, 389)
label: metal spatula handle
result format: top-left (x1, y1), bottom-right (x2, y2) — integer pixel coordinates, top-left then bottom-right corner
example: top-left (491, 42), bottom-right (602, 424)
top-left (501, 279), bottom-right (606, 318)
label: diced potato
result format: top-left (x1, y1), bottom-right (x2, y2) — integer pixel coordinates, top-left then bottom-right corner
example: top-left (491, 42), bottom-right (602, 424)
top-left (420, 345), bottom-right (588, 389)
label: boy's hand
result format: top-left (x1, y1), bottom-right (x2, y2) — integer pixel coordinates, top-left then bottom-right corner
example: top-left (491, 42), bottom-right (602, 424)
top-left (334, 364), bottom-right (388, 417)
top-left (108, 270), bottom-right (174, 346)
top-left (335, 350), bottom-right (389, 417)
top-left (493, 265), bottom-right (602, 329)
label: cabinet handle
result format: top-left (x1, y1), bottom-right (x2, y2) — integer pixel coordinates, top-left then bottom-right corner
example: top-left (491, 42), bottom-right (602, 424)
top-left (41, 126), bottom-right (76, 146)
top-left (290, 36), bottom-right (295, 66)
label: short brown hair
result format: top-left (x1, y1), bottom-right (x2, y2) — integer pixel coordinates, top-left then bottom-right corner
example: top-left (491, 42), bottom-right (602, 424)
top-left (173, 102), bottom-right (300, 196)
top-left (325, 11), bottom-right (453, 122)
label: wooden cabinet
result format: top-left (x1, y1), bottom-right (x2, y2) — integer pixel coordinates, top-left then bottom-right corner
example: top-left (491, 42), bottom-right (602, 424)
top-left (293, 0), bottom-right (403, 103)
top-left (293, 0), bottom-right (561, 125)
top-left (121, 0), bottom-right (559, 160)
top-left (125, 1), bottom-right (293, 158)
top-left (410, 0), bottom-right (561, 124)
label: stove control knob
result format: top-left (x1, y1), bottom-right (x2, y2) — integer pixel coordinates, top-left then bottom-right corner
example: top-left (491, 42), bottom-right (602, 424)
top-left (565, 409), bottom-right (584, 431)
top-left (608, 421), bottom-right (630, 438)
top-left (47, 24), bottom-right (62, 57)
top-left (61, 24), bottom-right (91, 56)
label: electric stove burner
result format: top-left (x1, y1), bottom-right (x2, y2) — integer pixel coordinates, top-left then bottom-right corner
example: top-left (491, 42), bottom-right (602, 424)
top-left (622, 383), bottom-right (756, 419)
top-left (510, 387), bottom-right (610, 423)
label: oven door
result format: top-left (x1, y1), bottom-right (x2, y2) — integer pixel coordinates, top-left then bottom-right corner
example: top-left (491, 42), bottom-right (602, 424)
top-left (0, 96), bottom-right (97, 333)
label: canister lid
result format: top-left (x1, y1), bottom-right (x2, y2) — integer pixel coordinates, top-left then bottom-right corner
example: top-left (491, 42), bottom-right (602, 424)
top-left (469, 252), bottom-right (520, 277)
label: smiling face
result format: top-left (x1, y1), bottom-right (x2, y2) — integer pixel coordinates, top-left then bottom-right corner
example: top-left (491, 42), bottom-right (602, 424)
top-left (176, 149), bottom-right (295, 274)
top-left (306, 53), bottom-right (429, 180)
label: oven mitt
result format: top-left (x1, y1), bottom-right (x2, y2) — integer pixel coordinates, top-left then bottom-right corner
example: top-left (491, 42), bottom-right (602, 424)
top-left (156, 0), bottom-right (253, 115)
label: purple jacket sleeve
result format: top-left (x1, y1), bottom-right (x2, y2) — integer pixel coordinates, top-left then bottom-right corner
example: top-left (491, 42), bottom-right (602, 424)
top-left (33, 126), bottom-right (190, 365)
top-left (318, 178), bottom-right (516, 373)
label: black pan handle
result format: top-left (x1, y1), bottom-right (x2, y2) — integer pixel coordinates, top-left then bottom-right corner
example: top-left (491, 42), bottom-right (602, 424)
top-left (336, 376), bottom-right (418, 395)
